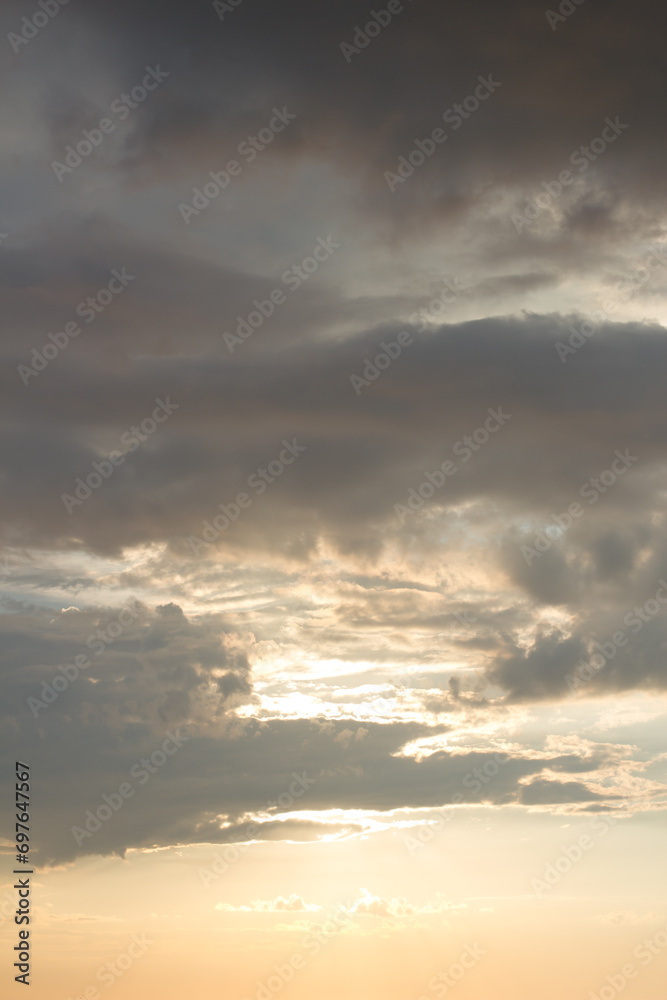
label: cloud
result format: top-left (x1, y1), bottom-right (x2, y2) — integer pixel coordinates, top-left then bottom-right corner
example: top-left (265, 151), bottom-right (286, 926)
top-left (0, 601), bottom-right (254, 731)
top-left (3, 0), bottom-right (667, 880)
top-left (215, 894), bottom-right (321, 913)
top-left (519, 778), bottom-right (618, 805)
top-left (0, 649), bottom-right (637, 863)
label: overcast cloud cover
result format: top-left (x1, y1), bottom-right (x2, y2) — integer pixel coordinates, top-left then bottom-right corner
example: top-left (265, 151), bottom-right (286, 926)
top-left (1, 2), bottom-right (667, 996)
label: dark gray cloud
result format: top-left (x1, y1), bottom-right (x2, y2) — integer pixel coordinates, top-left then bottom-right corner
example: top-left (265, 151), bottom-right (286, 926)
top-left (2, 0), bottom-right (667, 870)
top-left (0, 601), bottom-right (639, 863)
top-left (3, 300), bottom-right (667, 696)
top-left (519, 778), bottom-right (617, 805)
top-left (1, 308), bottom-right (665, 552)
top-left (0, 602), bottom-right (254, 732)
top-left (0, 681), bottom-right (628, 863)
top-left (13, 0), bottom-right (665, 204)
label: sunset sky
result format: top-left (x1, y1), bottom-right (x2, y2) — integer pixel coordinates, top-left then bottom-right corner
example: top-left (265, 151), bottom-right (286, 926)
top-left (2, 1), bottom-right (667, 998)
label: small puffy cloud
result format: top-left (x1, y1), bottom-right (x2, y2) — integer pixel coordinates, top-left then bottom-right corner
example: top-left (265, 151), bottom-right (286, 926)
top-left (215, 895), bottom-right (320, 913)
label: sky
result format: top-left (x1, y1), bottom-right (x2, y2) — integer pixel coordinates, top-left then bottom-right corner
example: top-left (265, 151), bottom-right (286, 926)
top-left (1, 0), bottom-right (667, 997)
